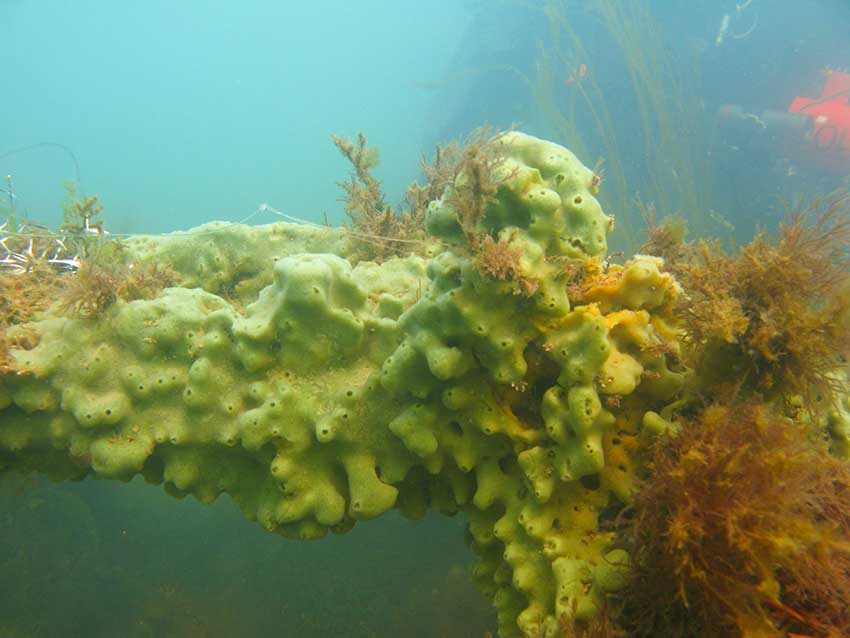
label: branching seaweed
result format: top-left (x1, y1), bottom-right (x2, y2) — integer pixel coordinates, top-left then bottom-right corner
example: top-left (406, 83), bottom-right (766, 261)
top-left (60, 182), bottom-right (110, 261)
top-left (332, 132), bottom-right (430, 262)
top-left (61, 181), bottom-right (104, 235)
top-left (406, 140), bottom-right (463, 222)
top-left (332, 128), bottom-right (519, 270)
top-left (444, 127), bottom-right (512, 242)
top-left (641, 189), bottom-right (850, 407)
top-left (617, 401), bottom-right (850, 638)
top-left (475, 233), bottom-right (522, 281)
top-left (1, 192), bottom-right (176, 369)
top-left (0, 225), bottom-right (68, 370)
top-left (637, 199), bottom-right (689, 267)
top-left (58, 261), bottom-right (119, 317)
top-left (117, 262), bottom-right (177, 302)
top-left (438, 128), bottom-right (540, 293)
top-left (332, 132), bottom-right (388, 222)
top-left (59, 261), bottom-right (177, 318)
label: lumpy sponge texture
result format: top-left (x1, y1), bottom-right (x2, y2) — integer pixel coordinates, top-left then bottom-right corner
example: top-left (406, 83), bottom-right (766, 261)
top-left (0, 132), bottom-right (684, 637)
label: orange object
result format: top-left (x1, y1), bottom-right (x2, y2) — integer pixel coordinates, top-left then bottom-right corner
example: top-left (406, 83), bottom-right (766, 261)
top-left (787, 69), bottom-right (850, 171)
top-left (566, 63), bottom-right (587, 85)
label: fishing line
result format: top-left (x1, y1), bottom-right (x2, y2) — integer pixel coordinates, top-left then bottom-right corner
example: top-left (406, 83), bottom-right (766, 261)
top-left (0, 144), bottom-right (428, 249)
top-left (1, 202), bottom-right (431, 256)
top-left (257, 203), bottom-right (427, 244)
top-left (0, 142), bottom-right (85, 194)
top-left (0, 146), bottom-right (429, 254)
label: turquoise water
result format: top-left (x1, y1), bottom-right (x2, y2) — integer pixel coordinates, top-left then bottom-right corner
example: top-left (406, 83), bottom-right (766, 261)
top-left (3, 1), bottom-right (850, 636)
top-left (1, 0), bottom-right (469, 232)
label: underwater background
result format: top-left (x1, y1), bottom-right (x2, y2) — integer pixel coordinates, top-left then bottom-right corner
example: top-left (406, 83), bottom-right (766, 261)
top-left (2, 1), bottom-right (850, 636)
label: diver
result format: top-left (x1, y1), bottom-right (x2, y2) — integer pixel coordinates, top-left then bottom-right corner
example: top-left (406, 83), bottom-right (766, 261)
top-left (714, 68), bottom-right (850, 178)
